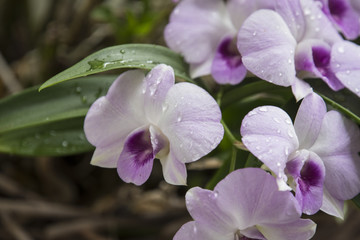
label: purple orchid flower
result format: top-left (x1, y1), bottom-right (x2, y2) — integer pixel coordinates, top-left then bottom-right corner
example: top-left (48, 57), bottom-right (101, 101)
top-left (238, 0), bottom-right (360, 99)
top-left (316, 0), bottom-right (360, 40)
top-left (173, 168), bottom-right (316, 240)
top-left (240, 93), bottom-right (360, 218)
top-left (84, 64), bottom-right (224, 186)
top-left (164, 0), bottom-right (272, 85)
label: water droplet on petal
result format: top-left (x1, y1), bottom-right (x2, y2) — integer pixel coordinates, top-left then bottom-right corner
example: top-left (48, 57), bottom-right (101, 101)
top-left (273, 117), bottom-right (281, 123)
top-left (285, 119), bottom-right (292, 125)
top-left (259, 106), bottom-right (268, 112)
top-left (277, 162), bottom-right (281, 167)
top-left (338, 46), bottom-right (345, 53)
top-left (346, 70), bottom-right (351, 75)
top-left (253, 31), bottom-right (257, 36)
top-left (287, 129), bottom-right (294, 138)
top-left (248, 110), bottom-right (257, 116)
top-left (120, 49), bottom-right (126, 54)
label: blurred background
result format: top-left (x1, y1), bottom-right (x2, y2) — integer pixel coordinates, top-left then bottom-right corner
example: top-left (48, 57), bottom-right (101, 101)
top-left (0, 0), bottom-right (359, 239)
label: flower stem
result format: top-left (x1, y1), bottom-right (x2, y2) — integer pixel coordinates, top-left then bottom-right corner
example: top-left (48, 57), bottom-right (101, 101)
top-left (229, 146), bottom-right (237, 173)
top-left (221, 119), bottom-right (248, 151)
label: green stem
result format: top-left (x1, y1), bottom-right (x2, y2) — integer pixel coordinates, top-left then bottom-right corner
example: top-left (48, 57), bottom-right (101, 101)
top-left (221, 119), bottom-right (248, 151)
top-left (229, 146), bottom-right (237, 173)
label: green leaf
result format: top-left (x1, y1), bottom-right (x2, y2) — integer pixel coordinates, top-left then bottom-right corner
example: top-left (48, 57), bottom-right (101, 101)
top-left (311, 79), bottom-right (360, 124)
top-left (352, 193), bottom-right (360, 209)
top-left (39, 44), bottom-right (191, 90)
top-left (0, 75), bottom-right (116, 156)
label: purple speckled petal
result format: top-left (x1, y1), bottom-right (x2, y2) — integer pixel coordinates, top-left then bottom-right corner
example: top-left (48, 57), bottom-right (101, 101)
top-left (237, 10), bottom-right (297, 86)
top-left (158, 82), bottom-right (224, 163)
top-left (211, 37), bottom-right (247, 85)
top-left (84, 71), bottom-right (147, 148)
top-left (241, 106), bottom-right (299, 176)
top-left (310, 111), bottom-right (360, 200)
top-left (330, 41), bottom-right (360, 97)
top-left (295, 39), bottom-right (344, 91)
top-left (117, 126), bottom-right (156, 185)
top-left (286, 150), bottom-right (325, 215)
top-left (321, 187), bottom-right (345, 218)
top-left (143, 64), bottom-right (175, 123)
top-left (258, 219), bottom-right (316, 240)
top-left (164, 0), bottom-right (236, 78)
top-left (294, 92), bottom-right (327, 149)
top-left (215, 168), bottom-right (302, 229)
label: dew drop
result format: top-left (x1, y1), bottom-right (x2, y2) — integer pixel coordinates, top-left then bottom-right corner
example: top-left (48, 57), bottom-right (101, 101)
top-left (256, 146), bottom-right (261, 150)
top-left (355, 88), bottom-right (359, 93)
top-left (277, 129), bottom-right (281, 134)
top-left (259, 106), bottom-right (268, 112)
top-left (288, 59), bottom-right (292, 64)
top-left (279, 72), bottom-right (283, 77)
top-left (177, 115), bottom-right (182, 122)
top-left (287, 129), bottom-right (294, 138)
top-left (252, 31), bottom-right (257, 36)
top-left (120, 49), bottom-right (126, 54)
top-left (248, 110), bottom-right (257, 116)
top-left (346, 70), bottom-right (351, 75)
top-left (273, 117), bottom-right (281, 123)
top-left (277, 162), bottom-right (281, 167)
top-left (338, 46), bottom-right (345, 53)
top-left (62, 141), bottom-right (69, 147)
top-left (285, 147), bottom-right (289, 156)
top-left (285, 119), bottom-right (292, 125)
top-left (146, 60), bottom-right (153, 64)
top-left (75, 86), bottom-right (82, 94)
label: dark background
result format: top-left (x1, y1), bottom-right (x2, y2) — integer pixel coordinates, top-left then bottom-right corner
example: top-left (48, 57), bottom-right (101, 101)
top-left (0, 0), bottom-right (359, 239)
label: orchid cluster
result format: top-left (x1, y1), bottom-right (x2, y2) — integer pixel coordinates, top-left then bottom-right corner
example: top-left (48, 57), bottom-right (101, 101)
top-left (81, 0), bottom-right (360, 239)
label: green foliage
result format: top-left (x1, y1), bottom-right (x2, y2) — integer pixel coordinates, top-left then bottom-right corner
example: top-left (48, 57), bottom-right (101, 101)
top-left (39, 44), bottom-right (191, 90)
top-left (0, 75), bottom-right (116, 156)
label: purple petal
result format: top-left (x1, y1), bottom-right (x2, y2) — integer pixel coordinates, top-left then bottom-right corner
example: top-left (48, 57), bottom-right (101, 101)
top-left (211, 37), bottom-right (247, 85)
top-left (90, 143), bottom-right (122, 168)
top-left (274, 0), bottom-right (306, 41)
top-left (159, 152), bottom-right (187, 185)
top-left (291, 77), bottom-right (314, 101)
top-left (258, 219), bottom-right (316, 240)
top-left (241, 106), bottom-right (299, 176)
top-left (310, 111), bottom-right (360, 200)
top-left (294, 92), bottom-right (327, 149)
top-left (237, 10), bottom-right (297, 86)
top-left (117, 126), bottom-right (155, 185)
top-left (215, 168), bottom-right (302, 229)
top-left (326, 0), bottom-right (360, 39)
top-left (173, 221), bottom-right (226, 240)
top-left (286, 151), bottom-right (325, 215)
top-left (84, 71), bottom-right (147, 148)
top-left (164, 0), bottom-right (236, 78)
top-left (143, 64), bottom-right (175, 123)
top-left (158, 82), bottom-right (223, 163)
top-left (300, 0), bottom-right (342, 44)
top-left (226, 0), bottom-right (275, 29)
top-left (321, 187), bottom-right (345, 218)
top-left (330, 41), bottom-right (360, 97)
top-left (185, 187), bottom-right (236, 236)
top-left (295, 39), bottom-right (344, 90)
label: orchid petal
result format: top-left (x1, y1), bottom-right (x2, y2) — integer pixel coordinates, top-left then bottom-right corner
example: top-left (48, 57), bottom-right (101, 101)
top-left (143, 64), bottom-right (175, 123)
top-left (211, 37), bottom-right (247, 85)
top-left (291, 77), bottom-right (313, 101)
top-left (164, 0), bottom-right (236, 77)
top-left (159, 82), bottom-right (223, 163)
top-left (295, 39), bottom-right (344, 90)
top-left (90, 143), bottom-right (122, 168)
top-left (160, 152), bottom-right (187, 185)
top-left (84, 71), bottom-right (146, 148)
top-left (237, 10), bottom-right (297, 86)
top-left (330, 40), bottom-right (360, 97)
top-left (258, 219), bottom-right (316, 240)
top-left (294, 93), bottom-right (327, 149)
top-left (241, 106), bottom-right (299, 176)
top-left (287, 151), bottom-right (325, 215)
top-left (300, 0), bottom-right (342, 44)
top-left (321, 187), bottom-right (345, 219)
top-left (117, 126), bottom-right (155, 185)
top-left (274, 0), bottom-right (306, 41)
top-left (310, 110), bottom-right (360, 200)
top-left (215, 168), bottom-right (301, 229)
top-left (173, 221), bottom-right (231, 240)
top-left (227, 0), bottom-right (275, 29)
